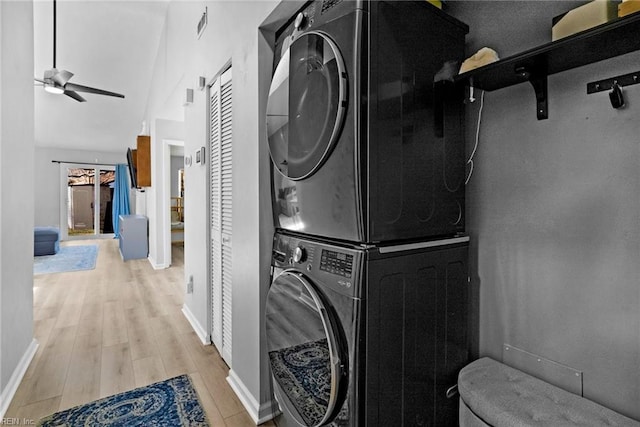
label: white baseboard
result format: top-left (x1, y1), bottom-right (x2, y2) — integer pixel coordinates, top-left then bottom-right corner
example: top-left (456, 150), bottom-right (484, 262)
top-left (227, 369), bottom-right (279, 425)
top-left (147, 255), bottom-right (169, 270)
top-left (0, 339), bottom-right (39, 418)
top-left (181, 304), bottom-right (210, 345)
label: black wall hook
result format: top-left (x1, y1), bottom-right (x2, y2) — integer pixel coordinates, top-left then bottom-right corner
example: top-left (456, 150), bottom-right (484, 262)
top-left (587, 71), bottom-right (640, 94)
top-left (588, 71), bottom-right (638, 109)
top-left (609, 82), bottom-right (625, 109)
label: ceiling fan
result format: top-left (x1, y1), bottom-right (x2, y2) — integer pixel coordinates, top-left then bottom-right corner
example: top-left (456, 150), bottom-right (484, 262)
top-left (34, 0), bottom-right (124, 102)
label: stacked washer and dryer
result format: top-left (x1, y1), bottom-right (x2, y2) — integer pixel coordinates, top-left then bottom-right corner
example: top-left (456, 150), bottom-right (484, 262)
top-left (265, 2), bottom-right (470, 426)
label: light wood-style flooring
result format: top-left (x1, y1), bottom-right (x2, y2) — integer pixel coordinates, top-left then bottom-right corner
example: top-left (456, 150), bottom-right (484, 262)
top-left (6, 239), bottom-right (273, 426)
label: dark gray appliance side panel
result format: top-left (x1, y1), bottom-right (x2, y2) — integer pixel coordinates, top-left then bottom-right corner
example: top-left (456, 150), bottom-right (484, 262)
top-left (364, 243), bottom-right (469, 426)
top-left (366, 1), bottom-right (468, 243)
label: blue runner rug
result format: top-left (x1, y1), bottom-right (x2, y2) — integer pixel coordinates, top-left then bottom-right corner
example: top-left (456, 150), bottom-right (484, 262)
top-left (34, 245), bottom-right (98, 275)
top-left (37, 375), bottom-right (209, 426)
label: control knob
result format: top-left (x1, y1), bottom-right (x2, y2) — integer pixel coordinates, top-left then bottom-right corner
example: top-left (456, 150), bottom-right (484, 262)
top-left (293, 246), bottom-right (306, 263)
top-left (294, 12), bottom-right (306, 30)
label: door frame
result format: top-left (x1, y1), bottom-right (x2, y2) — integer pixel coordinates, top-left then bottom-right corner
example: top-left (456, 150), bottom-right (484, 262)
top-left (59, 162), bottom-right (116, 240)
top-left (161, 139), bottom-right (185, 268)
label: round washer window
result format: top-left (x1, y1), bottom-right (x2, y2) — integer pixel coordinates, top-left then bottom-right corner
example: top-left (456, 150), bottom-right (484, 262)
top-left (266, 32), bottom-right (347, 180)
top-left (265, 270), bottom-right (345, 426)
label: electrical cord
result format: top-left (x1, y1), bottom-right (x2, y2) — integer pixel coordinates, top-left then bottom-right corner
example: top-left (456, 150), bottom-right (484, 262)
top-left (465, 89), bottom-right (484, 185)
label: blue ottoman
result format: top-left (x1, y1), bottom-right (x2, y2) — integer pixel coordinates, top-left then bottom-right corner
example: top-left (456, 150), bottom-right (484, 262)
top-left (34, 227), bottom-right (60, 256)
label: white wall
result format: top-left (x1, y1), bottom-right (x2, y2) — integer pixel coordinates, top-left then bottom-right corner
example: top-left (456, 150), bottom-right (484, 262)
top-left (34, 147), bottom-right (126, 228)
top-left (0, 0), bottom-right (36, 416)
top-left (142, 1), bottom-right (302, 422)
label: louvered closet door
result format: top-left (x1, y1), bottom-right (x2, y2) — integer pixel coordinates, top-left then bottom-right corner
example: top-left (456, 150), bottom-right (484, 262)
top-left (210, 67), bottom-right (233, 366)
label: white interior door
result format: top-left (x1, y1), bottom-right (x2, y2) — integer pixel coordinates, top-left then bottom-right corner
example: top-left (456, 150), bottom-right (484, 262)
top-left (210, 67), bottom-right (233, 365)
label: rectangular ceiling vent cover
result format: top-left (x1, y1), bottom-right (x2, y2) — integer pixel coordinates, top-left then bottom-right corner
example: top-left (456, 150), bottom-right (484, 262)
top-left (197, 7), bottom-right (208, 39)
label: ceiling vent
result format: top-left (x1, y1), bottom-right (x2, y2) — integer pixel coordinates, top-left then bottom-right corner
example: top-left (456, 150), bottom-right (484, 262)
top-left (197, 7), bottom-right (207, 39)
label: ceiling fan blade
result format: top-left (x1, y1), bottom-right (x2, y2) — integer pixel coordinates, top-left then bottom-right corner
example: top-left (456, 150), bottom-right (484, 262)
top-left (65, 82), bottom-right (125, 99)
top-left (34, 77), bottom-right (46, 84)
top-left (64, 90), bottom-right (86, 102)
top-left (51, 69), bottom-right (73, 86)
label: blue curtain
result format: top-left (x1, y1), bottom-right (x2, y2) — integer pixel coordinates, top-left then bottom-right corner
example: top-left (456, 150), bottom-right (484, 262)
top-left (112, 164), bottom-right (131, 237)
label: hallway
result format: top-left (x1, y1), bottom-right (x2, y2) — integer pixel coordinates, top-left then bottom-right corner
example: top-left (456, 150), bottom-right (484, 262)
top-left (6, 239), bottom-right (269, 426)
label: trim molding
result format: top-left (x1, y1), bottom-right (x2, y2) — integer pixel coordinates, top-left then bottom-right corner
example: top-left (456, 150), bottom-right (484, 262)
top-left (378, 235), bottom-right (470, 254)
top-left (0, 339), bottom-right (39, 418)
top-left (227, 370), bottom-right (279, 425)
top-left (147, 255), bottom-right (169, 270)
top-left (182, 304), bottom-right (210, 345)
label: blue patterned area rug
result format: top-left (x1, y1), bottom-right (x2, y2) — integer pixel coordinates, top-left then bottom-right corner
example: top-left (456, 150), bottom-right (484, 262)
top-left (34, 245), bottom-right (98, 275)
top-left (37, 375), bottom-right (209, 427)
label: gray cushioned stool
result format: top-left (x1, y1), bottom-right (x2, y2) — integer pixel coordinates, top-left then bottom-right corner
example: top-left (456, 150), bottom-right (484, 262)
top-left (34, 227), bottom-right (60, 256)
top-left (458, 357), bottom-right (640, 427)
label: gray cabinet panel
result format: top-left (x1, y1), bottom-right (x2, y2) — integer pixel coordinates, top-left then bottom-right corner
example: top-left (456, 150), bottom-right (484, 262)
top-left (119, 215), bottom-right (148, 261)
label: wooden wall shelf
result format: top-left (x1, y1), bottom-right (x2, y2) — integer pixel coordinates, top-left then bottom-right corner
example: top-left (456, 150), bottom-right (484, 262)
top-left (454, 13), bottom-right (640, 119)
top-left (136, 135), bottom-right (151, 187)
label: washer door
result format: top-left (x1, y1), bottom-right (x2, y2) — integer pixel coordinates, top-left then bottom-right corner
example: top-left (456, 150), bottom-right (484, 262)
top-left (267, 31), bottom-right (348, 180)
top-left (265, 270), bottom-right (345, 427)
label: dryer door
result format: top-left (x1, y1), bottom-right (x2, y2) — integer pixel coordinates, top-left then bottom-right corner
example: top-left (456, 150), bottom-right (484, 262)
top-left (265, 270), bottom-right (346, 427)
top-left (267, 31), bottom-right (347, 180)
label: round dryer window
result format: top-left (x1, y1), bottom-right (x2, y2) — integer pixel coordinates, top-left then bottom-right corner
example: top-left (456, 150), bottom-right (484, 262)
top-left (265, 270), bottom-right (346, 426)
top-left (266, 31), bottom-right (347, 180)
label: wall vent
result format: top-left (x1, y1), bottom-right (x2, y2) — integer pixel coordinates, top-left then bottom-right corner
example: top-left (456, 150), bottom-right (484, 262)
top-left (197, 7), bottom-right (207, 39)
top-left (503, 344), bottom-right (583, 396)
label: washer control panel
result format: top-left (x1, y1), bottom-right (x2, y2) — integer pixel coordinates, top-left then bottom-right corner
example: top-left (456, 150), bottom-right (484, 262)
top-left (272, 232), bottom-right (361, 299)
top-left (320, 250), bottom-right (353, 278)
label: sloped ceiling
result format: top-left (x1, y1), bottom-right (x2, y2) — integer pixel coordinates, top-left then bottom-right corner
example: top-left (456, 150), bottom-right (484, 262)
top-left (33, 0), bottom-right (169, 153)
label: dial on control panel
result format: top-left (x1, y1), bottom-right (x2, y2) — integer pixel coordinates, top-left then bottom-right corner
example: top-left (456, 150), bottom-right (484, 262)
top-left (293, 246), bottom-right (306, 263)
top-left (294, 12), bottom-right (306, 30)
